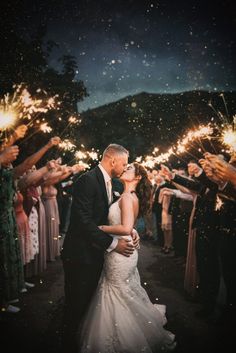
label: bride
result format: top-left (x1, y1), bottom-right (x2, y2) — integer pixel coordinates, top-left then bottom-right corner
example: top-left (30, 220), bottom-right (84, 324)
top-left (78, 162), bottom-right (176, 353)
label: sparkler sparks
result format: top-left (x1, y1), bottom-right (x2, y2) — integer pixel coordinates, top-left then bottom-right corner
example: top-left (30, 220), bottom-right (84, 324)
top-left (0, 84), bottom-right (59, 131)
top-left (77, 160), bottom-right (90, 169)
top-left (215, 195), bottom-right (224, 211)
top-left (221, 126), bottom-right (236, 152)
top-left (138, 124), bottom-right (214, 167)
top-left (0, 109), bottom-right (17, 130)
top-left (59, 139), bottom-right (76, 151)
top-left (39, 122), bottom-right (53, 133)
top-left (74, 150), bottom-right (99, 162)
top-left (74, 150), bottom-right (87, 160)
top-left (68, 116), bottom-right (81, 124)
top-left (87, 151), bottom-right (98, 160)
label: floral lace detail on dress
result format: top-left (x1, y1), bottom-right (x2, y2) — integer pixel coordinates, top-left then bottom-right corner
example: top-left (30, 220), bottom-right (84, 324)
top-left (78, 200), bottom-right (176, 353)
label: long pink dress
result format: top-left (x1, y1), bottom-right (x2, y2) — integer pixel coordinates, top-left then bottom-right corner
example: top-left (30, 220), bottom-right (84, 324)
top-left (14, 191), bottom-right (33, 265)
top-left (42, 185), bottom-right (60, 261)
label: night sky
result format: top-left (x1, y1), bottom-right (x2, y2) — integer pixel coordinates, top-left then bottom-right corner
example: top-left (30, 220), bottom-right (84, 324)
top-left (8, 0), bottom-right (236, 111)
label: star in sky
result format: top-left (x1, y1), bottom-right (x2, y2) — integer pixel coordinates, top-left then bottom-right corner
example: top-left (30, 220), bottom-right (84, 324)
top-left (6, 0), bottom-right (236, 111)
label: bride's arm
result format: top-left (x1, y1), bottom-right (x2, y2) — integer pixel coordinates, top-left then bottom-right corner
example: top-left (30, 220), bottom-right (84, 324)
top-left (99, 194), bottom-right (135, 236)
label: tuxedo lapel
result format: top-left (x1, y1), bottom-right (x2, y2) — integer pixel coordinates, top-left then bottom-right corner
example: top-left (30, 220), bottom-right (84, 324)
top-left (95, 166), bottom-right (109, 207)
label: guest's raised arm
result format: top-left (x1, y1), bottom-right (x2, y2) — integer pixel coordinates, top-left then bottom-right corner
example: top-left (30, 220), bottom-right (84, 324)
top-left (160, 164), bottom-right (203, 193)
top-left (42, 163), bottom-right (86, 186)
top-left (13, 136), bottom-right (61, 179)
top-left (17, 160), bottom-right (59, 190)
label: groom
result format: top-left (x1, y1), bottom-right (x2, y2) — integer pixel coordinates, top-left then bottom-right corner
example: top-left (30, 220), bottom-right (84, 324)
top-left (60, 144), bottom-right (139, 352)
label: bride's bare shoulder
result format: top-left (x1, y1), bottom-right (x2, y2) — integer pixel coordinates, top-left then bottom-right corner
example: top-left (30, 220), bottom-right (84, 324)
top-left (120, 192), bottom-right (138, 206)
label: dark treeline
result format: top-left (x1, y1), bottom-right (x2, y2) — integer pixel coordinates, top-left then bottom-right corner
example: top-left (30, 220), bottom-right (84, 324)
top-left (0, 1), bottom-right (88, 164)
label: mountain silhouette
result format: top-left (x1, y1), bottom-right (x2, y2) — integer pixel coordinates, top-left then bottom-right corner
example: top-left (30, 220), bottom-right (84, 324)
top-left (78, 90), bottom-right (236, 163)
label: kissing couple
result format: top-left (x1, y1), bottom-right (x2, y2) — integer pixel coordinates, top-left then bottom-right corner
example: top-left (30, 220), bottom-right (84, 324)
top-left (61, 143), bottom-right (176, 353)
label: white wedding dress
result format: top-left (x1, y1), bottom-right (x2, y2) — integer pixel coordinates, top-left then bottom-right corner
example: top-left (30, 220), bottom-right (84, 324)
top-left (78, 200), bottom-right (176, 353)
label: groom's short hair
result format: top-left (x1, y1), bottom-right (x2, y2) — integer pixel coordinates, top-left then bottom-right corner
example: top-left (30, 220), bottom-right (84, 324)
top-left (103, 144), bottom-right (129, 158)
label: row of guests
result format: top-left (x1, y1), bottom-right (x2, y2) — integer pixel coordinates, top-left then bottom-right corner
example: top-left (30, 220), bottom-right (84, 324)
top-left (138, 168), bottom-right (192, 258)
top-left (0, 125), bottom-right (84, 313)
top-left (136, 152), bottom-right (236, 326)
top-left (56, 146), bottom-right (236, 324)
top-left (158, 152), bottom-right (236, 324)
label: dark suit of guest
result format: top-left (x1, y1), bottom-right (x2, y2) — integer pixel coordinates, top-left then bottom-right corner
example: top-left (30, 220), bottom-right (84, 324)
top-left (172, 173), bottom-right (220, 315)
top-left (61, 166), bottom-right (114, 352)
top-left (191, 173), bottom-right (236, 324)
top-left (169, 194), bottom-right (192, 258)
top-left (217, 193), bottom-right (236, 324)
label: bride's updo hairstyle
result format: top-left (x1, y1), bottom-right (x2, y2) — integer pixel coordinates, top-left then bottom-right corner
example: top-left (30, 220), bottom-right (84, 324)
top-left (133, 162), bottom-right (152, 217)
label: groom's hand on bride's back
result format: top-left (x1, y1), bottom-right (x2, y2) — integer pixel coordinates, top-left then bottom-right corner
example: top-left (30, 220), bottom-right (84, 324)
top-left (115, 239), bottom-right (135, 257)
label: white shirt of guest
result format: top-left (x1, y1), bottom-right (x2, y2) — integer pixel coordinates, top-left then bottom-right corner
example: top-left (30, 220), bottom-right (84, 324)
top-left (98, 164), bottom-right (118, 252)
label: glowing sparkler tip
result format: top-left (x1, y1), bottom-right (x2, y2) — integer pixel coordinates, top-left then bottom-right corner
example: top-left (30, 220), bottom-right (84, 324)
top-left (222, 127), bottom-right (236, 152)
top-left (40, 122), bottom-right (52, 133)
top-left (0, 110), bottom-right (17, 130)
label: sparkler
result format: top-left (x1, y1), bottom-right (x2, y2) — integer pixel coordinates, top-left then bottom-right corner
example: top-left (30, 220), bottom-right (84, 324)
top-left (74, 150), bottom-right (87, 160)
top-left (68, 148), bottom-right (99, 167)
top-left (220, 93), bottom-right (229, 118)
top-left (138, 124), bottom-right (215, 168)
top-left (221, 126), bottom-right (236, 152)
top-left (0, 92), bottom-right (17, 130)
top-left (87, 151), bottom-right (98, 160)
top-left (59, 115), bottom-right (82, 138)
top-left (59, 139), bottom-right (76, 151)
top-left (39, 122), bottom-right (53, 133)
top-left (0, 84), bottom-right (59, 140)
top-left (74, 149), bottom-right (99, 163)
top-left (141, 114), bottom-right (236, 169)
top-left (68, 116), bottom-right (80, 124)
top-left (208, 101), bottom-right (224, 122)
top-left (0, 109), bottom-right (17, 130)
top-left (76, 160), bottom-right (90, 169)
top-left (175, 124), bottom-right (214, 156)
top-left (208, 96), bottom-right (230, 127)
top-left (215, 195), bottom-right (224, 211)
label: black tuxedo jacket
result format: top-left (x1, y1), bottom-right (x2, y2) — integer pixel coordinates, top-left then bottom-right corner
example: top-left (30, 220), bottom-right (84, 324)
top-left (172, 173), bottom-right (218, 230)
top-left (61, 166), bottom-right (114, 264)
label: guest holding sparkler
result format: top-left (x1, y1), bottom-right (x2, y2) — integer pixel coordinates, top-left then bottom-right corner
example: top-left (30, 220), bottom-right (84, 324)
top-left (161, 163), bottom-right (220, 319)
top-left (13, 137), bottom-right (62, 272)
top-left (42, 161), bottom-right (85, 261)
top-left (0, 143), bottom-right (24, 313)
top-left (200, 153), bottom-right (236, 199)
top-left (200, 152), bottom-right (236, 327)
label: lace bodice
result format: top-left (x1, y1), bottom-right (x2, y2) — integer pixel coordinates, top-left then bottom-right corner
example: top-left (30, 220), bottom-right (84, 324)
top-left (108, 199), bottom-right (121, 225)
top-left (107, 199), bottom-right (132, 241)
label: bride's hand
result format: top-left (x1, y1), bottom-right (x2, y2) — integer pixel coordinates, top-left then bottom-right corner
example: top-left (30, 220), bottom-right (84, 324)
top-left (131, 228), bottom-right (140, 250)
